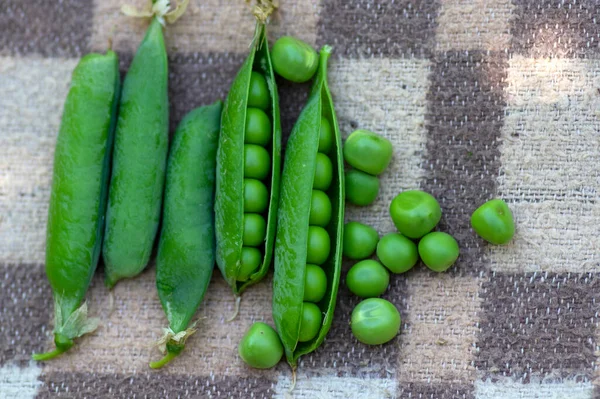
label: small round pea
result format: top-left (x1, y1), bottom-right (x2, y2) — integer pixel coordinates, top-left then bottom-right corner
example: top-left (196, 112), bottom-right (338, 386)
top-left (309, 190), bottom-right (332, 227)
top-left (238, 322), bottom-right (283, 369)
top-left (418, 232), bottom-right (459, 272)
top-left (298, 302), bottom-right (322, 342)
top-left (376, 233), bottom-right (418, 274)
top-left (346, 260), bottom-right (389, 298)
top-left (244, 144), bottom-right (270, 180)
top-left (351, 298), bottom-right (401, 345)
top-left (237, 247), bottom-right (262, 281)
top-left (245, 108), bottom-right (272, 146)
top-left (247, 72), bottom-right (270, 111)
top-left (313, 153), bottom-right (333, 191)
top-left (343, 221), bottom-right (379, 260)
top-left (389, 190), bottom-right (441, 239)
top-left (244, 178), bottom-right (268, 214)
top-left (306, 226), bottom-right (330, 265)
top-left (471, 199), bottom-right (515, 245)
top-left (304, 264), bottom-right (327, 303)
top-left (343, 130), bottom-right (393, 175)
top-left (319, 118), bottom-right (334, 154)
top-left (271, 36), bottom-right (319, 83)
top-left (243, 213), bottom-right (267, 247)
top-left (345, 169), bottom-right (379, 206)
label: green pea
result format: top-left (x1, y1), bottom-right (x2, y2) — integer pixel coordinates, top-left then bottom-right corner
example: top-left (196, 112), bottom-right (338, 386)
top-left (244, 144), bottom-right (270, 180)
top-left (318, 117), bottom-right (334, 154)
top-left (237, 247), bottom-right (262, 282)
top-left (471, 199), bottom-right (515, 245)
top-left (306, 225), bottom-right (331, 265)
top-left (298, 302), bottom-right (322, 342)
top-left (389, 190), bottom-right (441, 239)
top-left (247, 72), bottom-right (269, 111)
top-left (243, 213), bottom-right (267, 247)
top-left (343, 130), bottom-right (393, 175)
top-left (376, 233), bottom-right (418, 274)
top-left (244, 178), bottom-right (268, 213)
top-left (345, 169), bottom-right (379, 206)
top-left (418, 232), bottom-right (459, 272)
top-left (343, 221), bottom-right (379, 260)
top-left (346, 260), bottom-right (389, 298)
top-left (351, 298), bottom-right (401, 345)
top-left (313, 152), bottom-right (333, 191)
top-left (304, 264), bottom-right (327, 303)
top-left (238, 322), bottom-right (283, 369)
top-left (271, 36), bottom-right (319, 83)
top-left (245, 108), bottom-right (272, 146)
top-left (309, 189), bottom-right (332, 227)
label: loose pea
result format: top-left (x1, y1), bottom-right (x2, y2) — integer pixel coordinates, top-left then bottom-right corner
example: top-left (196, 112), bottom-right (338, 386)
top-left (343, 221), bottom-right (379, 260)
top-left (238, 322), bottom-right (283, 369)
top-left (471, 199), bottom-right (515, 245)
top-left (271, 36), bottom-right (319, 83)
top-left (306, 226), bottom-right (331, 265)
top-left (243, 213), bottom-right (267, 247)
top-left (389, 190), bottom-right (441, 239)
top-left (244, 144), bottom-right (270, 180)
top-left (237, 247), bottom-right (262, 282)
top-left (418, 232), bottom-right (459, 272)
top-left (345, 169), bottom-right (379, 206)
top-left (304, 264), bottom-right (327, 303)
top-left (298, 302), bottom-right (322, 342)
top-left (351, 298), bottom-right (401, 345)
top-left (318, 118), bottom-right (334, 154)
top-left (313, 152), bottom-right (333, 191)
top-left (376, 233), bottom-right (418, 274)
top-left (346, 260), bottom-right (389, 298)
top-left (244, 178), bottom-right (268, 213)
top-left (247, 72), bottom-right (270, 111)
top-left (309, 189), bottom-right (332, 227)
top-left (245, 108), bottom-right (272, 146)
top-left (343, 130), bottom-right (393, 175)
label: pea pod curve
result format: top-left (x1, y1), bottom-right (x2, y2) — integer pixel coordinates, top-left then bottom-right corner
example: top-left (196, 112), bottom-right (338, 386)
top-left (33, 50), bottom-right (120, 360)
top-left (273, 46), bottom-right (344, 369)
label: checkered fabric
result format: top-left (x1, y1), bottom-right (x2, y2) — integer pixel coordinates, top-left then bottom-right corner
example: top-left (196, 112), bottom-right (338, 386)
top-left (2, 1), bottom-right (600, 398)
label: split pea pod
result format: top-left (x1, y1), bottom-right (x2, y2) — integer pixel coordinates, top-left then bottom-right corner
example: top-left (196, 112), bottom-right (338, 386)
top-left (215, 21), bottom-right (281, 300)
top-left (33, 51), bottom-right (120, 361)
top-left (150, 102), bottom-right (222, 369)
top-left (102, 16), bottom-right (169, 288)
top-left (273, 46), bottom-right (344, 369)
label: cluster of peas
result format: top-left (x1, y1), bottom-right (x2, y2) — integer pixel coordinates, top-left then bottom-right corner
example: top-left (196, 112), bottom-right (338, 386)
top-left (238, 71), bottom-right (272, 281)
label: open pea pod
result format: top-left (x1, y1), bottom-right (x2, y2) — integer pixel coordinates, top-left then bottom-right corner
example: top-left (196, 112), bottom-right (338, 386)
top-left (273, 46), bottom-right (344, 369)
top-left (215, 22), bottom-right (281, 297)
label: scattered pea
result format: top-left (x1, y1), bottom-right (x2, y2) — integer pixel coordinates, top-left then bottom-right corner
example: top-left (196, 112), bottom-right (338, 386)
top-left (389, 190), bottom-right (441, 239)
top-left (271, 36), bottom-right (319, 83)
top-left (343, 130), bottom-right (393, 175)
top-left (345, 169), bottom-right (379, 206)
top-left (351, 298), bottom-right (401, 345)
top-left (346, 260), bottom-right (389, 298)
top-left (238, 322), bottom-right (283, 369)
top-left (471, 199), bottom-right (515, 245)
top-left (376, 233), bottom-right (418, 274)
top-left (343, 221), bottom-right (379, 260)
top-left (418, 232), bottom-right (459, 272)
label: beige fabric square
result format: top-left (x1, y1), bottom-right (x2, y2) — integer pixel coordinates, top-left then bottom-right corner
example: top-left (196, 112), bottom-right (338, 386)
top-left (274, 374), bottom-right (397, 399)
top-left (327, 57), bottom-right (431, 235)
top-left (436, 0), bottom-right (514, 52)
top-left (0, 56), bottom-right (78, 264)
top-left (490, 56), bottom-right (600, 273)
top-left (397, 270), bottom-right (480, 384)
top-left (90, 0), bottom-right (320, 55)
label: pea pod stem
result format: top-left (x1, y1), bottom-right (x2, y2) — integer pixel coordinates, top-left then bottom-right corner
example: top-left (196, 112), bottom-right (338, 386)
top-left (226, 295), bottom-right (242, 322)
top-left (149, 351), bottom-right (178, 369)
top-left (31, 348), bottom-right (65, 361)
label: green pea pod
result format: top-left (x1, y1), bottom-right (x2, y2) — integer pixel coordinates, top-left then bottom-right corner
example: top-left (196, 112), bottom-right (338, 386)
top-left (273, 46), bottom-right (344, 369)
top-left (33, 50), bottom-right (120, 361)
top-left (149, 101), bottom-right (222, 369)
top-left (103, 17), bottom-right (169, 288)
top-left (215, 23), bottom-right (282, 297)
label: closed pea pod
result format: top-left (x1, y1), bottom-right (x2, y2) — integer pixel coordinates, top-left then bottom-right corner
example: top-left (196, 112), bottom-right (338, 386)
top-left (150, 102), bottom-right (222, 369)
top-left (33, 50), bottom-right (120, 361)
top-left (273, 46), bottom-right (344, 372)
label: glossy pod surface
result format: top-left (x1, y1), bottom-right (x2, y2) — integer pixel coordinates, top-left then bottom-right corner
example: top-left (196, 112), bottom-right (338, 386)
top-left (38, 50), bottom-right (120, 359)
top-left (103, 17), bottom-right (169, 288)
top-left (273, 46), bottom-right (344, 368)
top-left (215, 23), bottom-right (281, 295)
top-left (151, 102), bottom-right (222, 368)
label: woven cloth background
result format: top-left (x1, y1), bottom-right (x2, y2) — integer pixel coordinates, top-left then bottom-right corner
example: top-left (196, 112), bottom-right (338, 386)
top-left (2, 0), bottom-right (600, 398)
